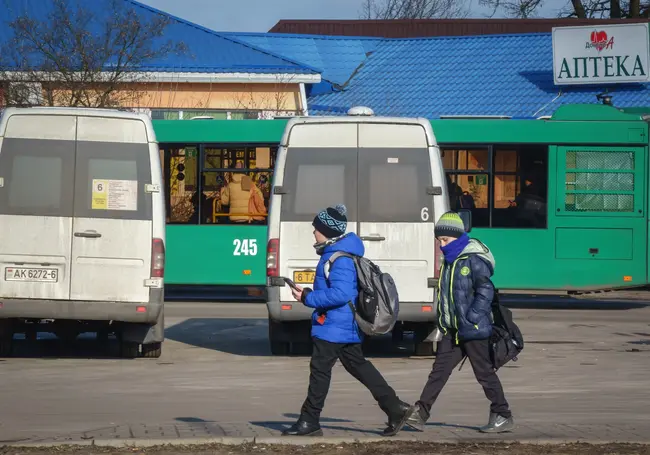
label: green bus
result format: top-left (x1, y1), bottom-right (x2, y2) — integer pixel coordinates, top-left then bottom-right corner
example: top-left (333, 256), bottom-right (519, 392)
top-left (154, 103), bottom-right (650, 297)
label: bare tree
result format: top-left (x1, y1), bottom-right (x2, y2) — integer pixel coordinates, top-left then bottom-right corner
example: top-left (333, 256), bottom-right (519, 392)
top-left (478, 0), bottom-right (547, 17)
top-left (230, 76), bottom-right (302, 119)
top-left (0, 0), bottom-right (187, 108)
top-left (360, 0), bottom-right (471, 19)
top-left (479, 0), bottom-right (650, 18)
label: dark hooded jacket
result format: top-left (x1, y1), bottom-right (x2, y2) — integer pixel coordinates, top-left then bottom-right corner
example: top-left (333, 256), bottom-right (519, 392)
top-left (437, 238), bottom-right (495, 342)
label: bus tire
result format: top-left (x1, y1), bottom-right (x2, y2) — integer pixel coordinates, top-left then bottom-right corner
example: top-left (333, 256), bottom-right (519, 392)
top-left (0, 321), bottom-right (13, 357)
top-left (141, 342), bottom-right (162, 358)
top-left (120, 341), bottom-right (140, 359)
top-left (268, 317), bottom-right (290, 356)
top-left (271, 341), bottom-right (290, 356)
top-left (414, 323), bottom-right (436, 357)
top-left (0, 339), bottom-right (12, 357)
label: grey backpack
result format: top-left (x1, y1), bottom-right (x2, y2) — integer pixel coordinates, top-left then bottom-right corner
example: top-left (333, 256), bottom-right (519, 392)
top-left (324, 252), bottom-right (400, 336)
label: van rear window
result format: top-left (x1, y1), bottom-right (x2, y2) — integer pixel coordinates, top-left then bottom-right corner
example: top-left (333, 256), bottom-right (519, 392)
top-left (74, 142), bottom-right (152, 220)
top-left (0, 138), bottom-right (75, 217)
top-left (280, 147), bottom-right (358, 222)
top-left (358, 147), bottom-right (433, 223)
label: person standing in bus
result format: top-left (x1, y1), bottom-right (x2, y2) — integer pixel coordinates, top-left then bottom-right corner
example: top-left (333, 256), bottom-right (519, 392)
top-left (407, 211), bottom-right (514, 433)
top-left (283, 204), bottom-right (415, 437)
top-left (220, 162), bottom-right (265, 223)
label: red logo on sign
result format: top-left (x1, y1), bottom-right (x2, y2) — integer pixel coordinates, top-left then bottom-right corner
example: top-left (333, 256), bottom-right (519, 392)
top-left (588, 30), bottom-right (614, 51)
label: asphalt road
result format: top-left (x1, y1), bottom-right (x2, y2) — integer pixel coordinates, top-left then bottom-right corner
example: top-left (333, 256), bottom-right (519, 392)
top-left (0, 297), bottom-right (649, 445)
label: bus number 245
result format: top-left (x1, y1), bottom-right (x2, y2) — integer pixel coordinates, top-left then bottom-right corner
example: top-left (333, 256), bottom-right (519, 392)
top-left (233, 239), bottom-right (258, 256)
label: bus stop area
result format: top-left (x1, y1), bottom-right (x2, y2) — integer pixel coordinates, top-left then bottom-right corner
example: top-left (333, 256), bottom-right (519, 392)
top-left (1, 297), bottom-right (649, 454)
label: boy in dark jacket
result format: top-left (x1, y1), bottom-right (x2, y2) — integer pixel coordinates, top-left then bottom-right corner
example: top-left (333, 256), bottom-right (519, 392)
top-left (407, 211), bottom-right (514, 433)
top-left (282, 204), bottom-right (414, 437)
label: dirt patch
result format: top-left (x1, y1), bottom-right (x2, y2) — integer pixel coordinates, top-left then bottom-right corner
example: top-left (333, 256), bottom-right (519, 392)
top-left (2, 442), bottom-right (650, 455)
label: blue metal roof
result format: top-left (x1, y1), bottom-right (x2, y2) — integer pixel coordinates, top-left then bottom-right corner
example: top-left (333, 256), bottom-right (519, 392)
top-left (224, 32), bottom-right (382, 86)
top-left (0, 0), bottom-right (319, 75)
top-left (306, 33), bottom-right (650, 118)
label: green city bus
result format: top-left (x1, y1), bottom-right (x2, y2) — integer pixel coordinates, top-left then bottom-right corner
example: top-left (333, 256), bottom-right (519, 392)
top-left (154, 103), bottom-right (650, 297)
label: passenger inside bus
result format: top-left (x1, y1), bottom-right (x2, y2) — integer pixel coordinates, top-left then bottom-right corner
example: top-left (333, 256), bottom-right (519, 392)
top-left (219, 163), bottom-right (267, 224)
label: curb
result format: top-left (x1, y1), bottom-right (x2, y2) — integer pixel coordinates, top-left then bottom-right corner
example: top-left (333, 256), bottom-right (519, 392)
top-left (6, 436), bottom-right (650, 448)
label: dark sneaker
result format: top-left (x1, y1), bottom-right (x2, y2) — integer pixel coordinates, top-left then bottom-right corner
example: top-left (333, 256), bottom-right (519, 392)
top-left (281, 420), bottom-right (323, 436)
top-left (478, 412), bottom-right (515, 433)
top-left (382, 401), bottom-right (416, 437)
top-left (405, 404), bottom-right (426, 432)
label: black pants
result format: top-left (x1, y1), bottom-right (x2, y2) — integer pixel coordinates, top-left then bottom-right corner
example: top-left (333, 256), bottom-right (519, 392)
top-left (300, 337), bottom-right (402, 424)
top-left (416, 334), bottom-right (511, 420)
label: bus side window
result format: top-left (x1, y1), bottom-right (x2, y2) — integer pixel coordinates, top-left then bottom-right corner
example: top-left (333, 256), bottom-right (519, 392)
top-left (442, 145), bottom-right (549, 229)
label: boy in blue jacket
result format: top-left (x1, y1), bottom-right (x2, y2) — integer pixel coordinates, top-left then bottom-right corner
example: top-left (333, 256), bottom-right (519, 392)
top-left (282, 204), bottom-right (414, 437)
top-left (407, 211), bottom-right (514, 433)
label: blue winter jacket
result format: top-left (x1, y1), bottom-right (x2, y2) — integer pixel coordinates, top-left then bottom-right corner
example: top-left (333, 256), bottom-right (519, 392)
top-left (302, 233), bottom-right (364, 344)
top-left (437, 238), bottom-right (496, 343)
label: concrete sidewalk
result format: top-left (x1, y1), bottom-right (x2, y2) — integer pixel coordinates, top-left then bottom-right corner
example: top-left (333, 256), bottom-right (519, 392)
top-left (7, 420), bottom-right (650, 447)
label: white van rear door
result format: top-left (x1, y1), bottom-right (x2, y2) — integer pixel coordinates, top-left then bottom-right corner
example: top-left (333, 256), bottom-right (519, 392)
top-left (69, 117), bottom-right (152, 303)
top-left (357, 123), bottom-right (435, 303)
top-left (0, 115), bottom-right (77, 300)
top-left (277, 123), bottom-right (358, 302)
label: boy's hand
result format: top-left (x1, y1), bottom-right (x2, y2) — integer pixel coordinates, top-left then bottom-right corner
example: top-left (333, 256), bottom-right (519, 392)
top-left (291, 285), bottom-right (304, 302)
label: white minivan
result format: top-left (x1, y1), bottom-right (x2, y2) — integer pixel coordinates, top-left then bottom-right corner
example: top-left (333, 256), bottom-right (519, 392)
top-left (0, 107), bottom-right (166, 358)
top-left (266, 107), bottom-right (452, 356)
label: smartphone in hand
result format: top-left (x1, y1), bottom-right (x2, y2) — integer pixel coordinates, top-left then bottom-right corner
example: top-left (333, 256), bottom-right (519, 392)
top-left (283, 277), bottom-right (300, 291)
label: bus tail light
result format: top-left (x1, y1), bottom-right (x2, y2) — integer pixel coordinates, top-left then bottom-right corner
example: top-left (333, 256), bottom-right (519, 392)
top-left (151, 238), bottom-right (165, 278)
top-left (267, 238), bottom-right (279, 277)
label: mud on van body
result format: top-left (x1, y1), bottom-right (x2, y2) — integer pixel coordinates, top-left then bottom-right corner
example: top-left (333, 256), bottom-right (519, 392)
top-left (0, 108), bottom-right (166, 358)
top-left (266, 108), bottom-right (450, 356)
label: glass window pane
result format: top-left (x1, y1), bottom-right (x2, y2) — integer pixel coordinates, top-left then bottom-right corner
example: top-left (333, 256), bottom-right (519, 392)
top-left (10, 156), bottom-right (63, 210)
top-left (295, 165), bottom-right (345, 214)
top-left (494, 149), bottom-right (517, 172)
top-left (0, 138), bottom-right (75, 217)
top-left (442, 148), bottom-right (489, 171)
top-left (204, 148), bottom-right (223, 170)
top-left (281, 147), bottom-right (357, 222)
top-left (203, 170), bottom-right (269, 225)
top-left (446, 173), bottom-right (489, 227)
top-left (359, 147), bottom-right (432, 222)
top-left (168, 148), bottom-right (199, 224)
top-left (494, 174), bottom-right (518, 208)
top-left (74, 142), bottom-right (152, 220)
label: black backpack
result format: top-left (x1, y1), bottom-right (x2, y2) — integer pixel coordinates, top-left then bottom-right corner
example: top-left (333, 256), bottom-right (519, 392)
top-left (489, 291), bottom-right (524, 370)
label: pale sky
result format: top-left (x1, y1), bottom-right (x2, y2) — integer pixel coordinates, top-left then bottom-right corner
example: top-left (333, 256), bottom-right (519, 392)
top-left (138, 0), bottom-right (563, 33)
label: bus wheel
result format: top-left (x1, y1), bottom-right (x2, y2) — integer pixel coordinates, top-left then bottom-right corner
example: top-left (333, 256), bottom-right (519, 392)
top-left (392, 323), bottom-right (405, 342)
top-left (268, 317), bottom-right (290, 356)
top-left (0, 338), bottom-right (12, 357)
top-left (271, 340), bottom-right (290, 355)
top-left (141, 342), bottom-right (162, 358)
top-left (120, 341), bottom-right (140, 359)
top-left (0, 321), bottom-right (13, 357)
top-left (414, 323), bottom-right (435, 357)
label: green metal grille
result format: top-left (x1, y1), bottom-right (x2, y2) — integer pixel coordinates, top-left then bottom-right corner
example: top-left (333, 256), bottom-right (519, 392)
top-left (564, 150), bottom-right (635, 212)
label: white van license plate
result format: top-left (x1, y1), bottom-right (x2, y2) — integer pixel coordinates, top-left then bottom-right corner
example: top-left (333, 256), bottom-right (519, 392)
top-left (4, 267), bottom-right (58, 283)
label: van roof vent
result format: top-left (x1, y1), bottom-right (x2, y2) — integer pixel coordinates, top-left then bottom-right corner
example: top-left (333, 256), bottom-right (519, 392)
top-left (347, 106), bottom-right (374, 116)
